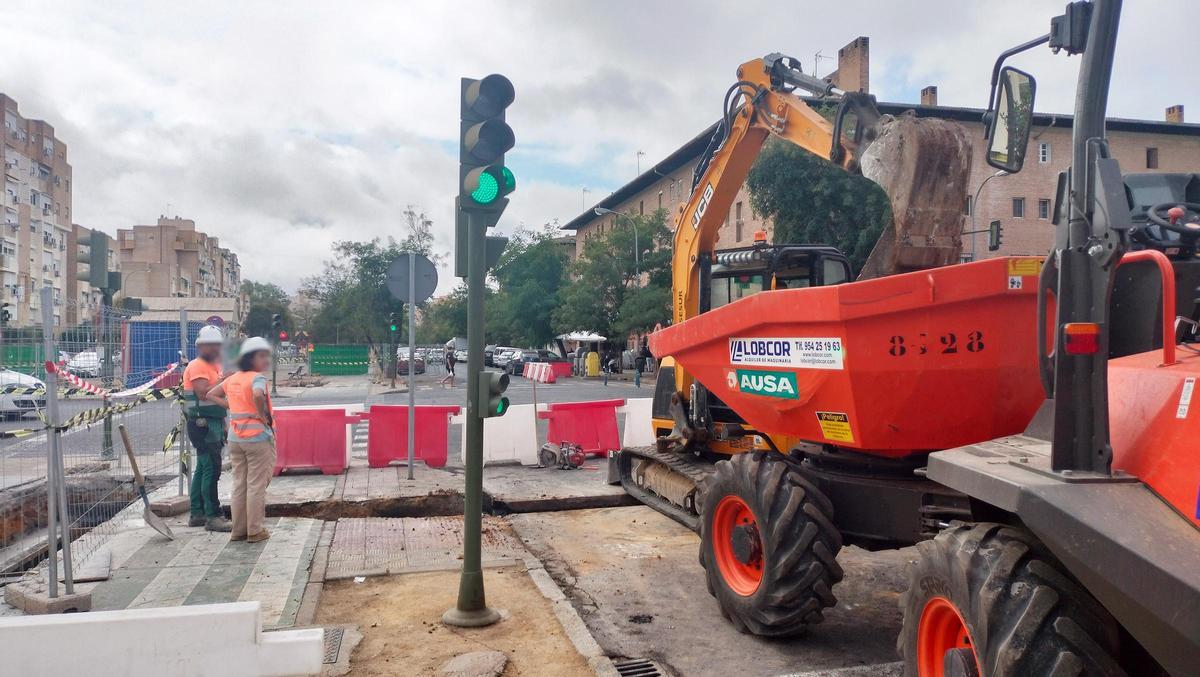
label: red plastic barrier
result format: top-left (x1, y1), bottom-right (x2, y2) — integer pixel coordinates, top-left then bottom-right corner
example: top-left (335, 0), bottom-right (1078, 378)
top-left (366, 405), bottom-right (461, 469)
top-left (522, 362), bottom-right (555, 383)
top-left (273, 408), bottom-right (361, 476)
top-left (548, 362), bottom-right (572, 379)
top-left (538, 399), bottom-right (624, 457)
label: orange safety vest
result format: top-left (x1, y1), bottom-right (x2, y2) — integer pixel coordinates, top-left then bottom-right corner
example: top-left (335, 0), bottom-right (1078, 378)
top-left (225, 370), bottom-right (273, 440)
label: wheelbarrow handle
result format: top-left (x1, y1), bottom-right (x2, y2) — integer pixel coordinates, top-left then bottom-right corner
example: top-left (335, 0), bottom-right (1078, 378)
top-left (118, 424), bottom-right (145, 487)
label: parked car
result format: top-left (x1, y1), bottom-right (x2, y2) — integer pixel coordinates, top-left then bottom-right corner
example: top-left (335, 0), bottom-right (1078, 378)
top-left (395, 347), bottom-right (426, 375)
top-left (0, 369), bottom-right (46, 418)
top-left (484, 344), bottom-right (498, 367)
top-left (506, 350), bottom-right (542, 375)
top-left (492, 348), bottom-right (519, 369)
top-left (454, 349), bottom-right (468, 363)
top-left (65, 347), bottom-right (121, 378)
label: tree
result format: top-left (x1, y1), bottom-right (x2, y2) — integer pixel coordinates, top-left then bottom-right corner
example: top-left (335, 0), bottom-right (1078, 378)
top-left (241, 280), bottom-right (292, 337)
top-left (746, 137), bottom-right (892, 271)
top-left (300, 206), bottom-right (442, 369)
top-left (489, 226), bottom-right (568, 347)
top-left (416, 283), bottom-right (469, 344)
top-left (554, 209), bottom-right (671, 339)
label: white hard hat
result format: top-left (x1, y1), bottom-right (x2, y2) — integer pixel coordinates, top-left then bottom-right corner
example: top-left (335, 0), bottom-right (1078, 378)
top-left (238, 336), bottom-right (273, 359)
top-left (196, 325), bottom-right (224, 346)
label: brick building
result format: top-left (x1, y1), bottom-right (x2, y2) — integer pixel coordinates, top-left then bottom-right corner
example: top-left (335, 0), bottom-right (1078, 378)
top-left (563, 37), bottom-right (1200, 264)
top-left (117, 216), bottom-right (242, 302)
top-left (1, 94), bottom-right (75, 327)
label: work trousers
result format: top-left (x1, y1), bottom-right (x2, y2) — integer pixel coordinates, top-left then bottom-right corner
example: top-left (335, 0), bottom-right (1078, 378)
top-left (228, 439), bottom-right (276, 538)
top-left (187, 419), bottom-right (224, 518)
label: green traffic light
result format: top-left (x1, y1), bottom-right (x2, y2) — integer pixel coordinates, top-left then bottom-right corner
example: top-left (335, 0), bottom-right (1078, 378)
top-left (495, 397), bottom-right (509, 416)
top-left (501, 166), bottom-right (515, 192)
top-left (389, 324), bottom-right (398, 332)
top-left (471, 171), bottom-right (500, 204)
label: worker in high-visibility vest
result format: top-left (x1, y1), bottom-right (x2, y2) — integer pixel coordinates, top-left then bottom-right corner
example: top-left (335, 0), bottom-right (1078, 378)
top-left (205, 337), bottom-right (275, 543)
top-left (184, 325), bottom-right (231, 532)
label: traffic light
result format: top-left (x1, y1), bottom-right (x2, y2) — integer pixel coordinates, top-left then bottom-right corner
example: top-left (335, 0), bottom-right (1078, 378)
top-left (0, 302), bottom-right (10, 325)
top-left (279, 330), bottom-right (289, 342)
top-left (988, 219), bottom-right (1004, 251)
top-left (388, 312), bottom-right (399, 334)
top-left (477, 370), bottom-right (510, 418)
top-left (271, 314), bottom-right (283, 342)
top-left (76, 229), bottom-right (111, 289)
top-left (460, 74), bottom-right (515, 217)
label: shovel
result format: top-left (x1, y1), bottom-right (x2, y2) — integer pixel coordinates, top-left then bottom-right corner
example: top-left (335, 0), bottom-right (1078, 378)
top-left (119, 424), bottom-right (174, 540)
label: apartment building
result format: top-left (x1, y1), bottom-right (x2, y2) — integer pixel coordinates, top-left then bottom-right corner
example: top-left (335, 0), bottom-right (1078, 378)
top-left (563, 37), bottom-right (1200, 263)
top-left (117, 216), bottom-right (242, 301)
top-left (1, 94), bottom-right (73, 327)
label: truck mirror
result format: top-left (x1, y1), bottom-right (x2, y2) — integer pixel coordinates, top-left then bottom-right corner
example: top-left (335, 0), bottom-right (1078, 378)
top-left (987, 66), bottom-right (1036, 173)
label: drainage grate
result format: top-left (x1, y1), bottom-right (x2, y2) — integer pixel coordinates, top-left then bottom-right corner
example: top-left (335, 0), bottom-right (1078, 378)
top-left (613, 658), bottom-right (666, 677)
top-left (322, 626), bottom-right (345, 664)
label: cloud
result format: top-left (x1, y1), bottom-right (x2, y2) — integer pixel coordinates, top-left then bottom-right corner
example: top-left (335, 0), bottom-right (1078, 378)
top-left (1, 0), bottom-right (1195, 295)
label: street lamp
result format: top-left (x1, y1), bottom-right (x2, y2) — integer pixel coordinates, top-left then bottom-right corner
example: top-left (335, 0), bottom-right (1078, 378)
top-left (594, 207), bottom-right (640, 277)
top-left (968, 169), bottom-right (1010, 259)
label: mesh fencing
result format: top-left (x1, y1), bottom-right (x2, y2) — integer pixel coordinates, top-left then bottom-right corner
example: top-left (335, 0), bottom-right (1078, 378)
top-left (0, 288), bottom-right (232, 596)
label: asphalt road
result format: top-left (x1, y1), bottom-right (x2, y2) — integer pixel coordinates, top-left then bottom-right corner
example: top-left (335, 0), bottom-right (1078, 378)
top-left (0, 370), bottom-right (651, 476)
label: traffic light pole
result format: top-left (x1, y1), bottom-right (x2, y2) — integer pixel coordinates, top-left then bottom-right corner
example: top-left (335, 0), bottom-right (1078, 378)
top-left (443, 208), bottom-right (500, 628)
top-left (100, 288), bottom-right (115, 460)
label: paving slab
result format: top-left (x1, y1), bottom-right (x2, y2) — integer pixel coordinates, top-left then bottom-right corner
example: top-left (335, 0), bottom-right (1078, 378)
top-left (482, 458), bottom-right (637, 513)
top-left (323, 516), bottom-right (527, 580)
top-left (508, 505), bottom-right (915, 677)
top-left (80, 513), bottom-right (322, 629)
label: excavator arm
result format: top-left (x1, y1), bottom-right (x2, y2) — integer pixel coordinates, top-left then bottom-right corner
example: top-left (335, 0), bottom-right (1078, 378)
top-left (666, 53), bottom-right (973, 414)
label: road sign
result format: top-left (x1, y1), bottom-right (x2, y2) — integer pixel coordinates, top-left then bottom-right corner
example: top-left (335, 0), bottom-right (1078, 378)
top-left (386, 254), bottom-right (438, 303)
top-left (205, 315), bottom-right (225, 328)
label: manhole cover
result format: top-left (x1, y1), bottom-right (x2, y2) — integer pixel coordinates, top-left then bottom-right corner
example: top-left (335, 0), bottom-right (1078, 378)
top-left (613, 657), bottom-right (666, 677)
top-left (323, 626), bottom-right (345, 664)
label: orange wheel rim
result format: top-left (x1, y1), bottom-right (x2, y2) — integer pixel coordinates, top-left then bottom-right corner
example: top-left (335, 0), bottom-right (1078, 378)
top-left (916, 596), bottom-right (981, 677)
top-left (711, 495), bottom-right (763, 596)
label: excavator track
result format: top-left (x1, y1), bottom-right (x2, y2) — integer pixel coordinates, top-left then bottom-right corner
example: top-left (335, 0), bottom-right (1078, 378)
top-left (618, 445), bottom-right (716, 533)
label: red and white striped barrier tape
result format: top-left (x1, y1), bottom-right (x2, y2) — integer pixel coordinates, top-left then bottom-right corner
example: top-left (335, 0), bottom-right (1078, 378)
top-left (46, 361), bottom-right (180, 398)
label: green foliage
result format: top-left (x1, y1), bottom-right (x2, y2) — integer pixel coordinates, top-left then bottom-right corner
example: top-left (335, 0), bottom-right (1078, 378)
top-left (300, 206), bottom-right (441, 368)
top-left (489, 226), bottom-right (568, 347)
top-left (747, 137), bottom-right (892, 271)
top-left (554, 209), bottom-right (671, 339)
top-left (416, 283), bottom-right (469, 344)
top-left (241, 280), bottom-right (292, 337)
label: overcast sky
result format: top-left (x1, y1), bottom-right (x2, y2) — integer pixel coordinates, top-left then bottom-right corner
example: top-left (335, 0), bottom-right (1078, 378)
top-left (2, 1), bottom-right (1196, 295)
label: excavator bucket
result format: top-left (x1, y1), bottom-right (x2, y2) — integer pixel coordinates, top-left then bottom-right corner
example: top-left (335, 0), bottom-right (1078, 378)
top-left (856, 113), bottom-right (973, 279)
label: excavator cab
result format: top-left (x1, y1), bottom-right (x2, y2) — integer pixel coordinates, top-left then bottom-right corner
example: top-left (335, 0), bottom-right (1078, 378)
top-left (703, 244), bottom-right (852, 312)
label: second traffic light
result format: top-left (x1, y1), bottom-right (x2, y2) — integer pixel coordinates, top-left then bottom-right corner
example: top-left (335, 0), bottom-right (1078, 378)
top-left (477, 370), bottom-right (509, 419)
top-left (460, 74), bottom-right (515, 218)
top-left (388, 312), bottom-right (399, 334)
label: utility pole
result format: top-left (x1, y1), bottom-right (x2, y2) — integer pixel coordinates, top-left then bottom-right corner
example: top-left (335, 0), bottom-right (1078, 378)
top-left (270, 313), bottom-right (283, 396)
top-left (444, 73), bottom-right (515, 629)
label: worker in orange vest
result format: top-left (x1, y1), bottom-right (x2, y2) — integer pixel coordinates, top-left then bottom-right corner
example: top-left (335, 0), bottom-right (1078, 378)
top-left (184, 324), bottom-right (231, 532)
top-left (205, 337), bottom-right (275, 543)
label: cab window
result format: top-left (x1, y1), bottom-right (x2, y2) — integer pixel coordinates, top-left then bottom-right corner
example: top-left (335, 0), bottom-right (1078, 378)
top-left (710, 273), bottom-right (763, 309)
top-left (823, 258), bottom-right (851, 284)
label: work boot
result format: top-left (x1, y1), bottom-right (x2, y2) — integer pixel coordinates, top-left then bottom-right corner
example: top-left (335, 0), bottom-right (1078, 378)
top-left (206, 516), bottom-right (233, 532)
top-left (188, 514), bottom-right (207, 528)
top-left (246, 528), bottom-right (270, 543)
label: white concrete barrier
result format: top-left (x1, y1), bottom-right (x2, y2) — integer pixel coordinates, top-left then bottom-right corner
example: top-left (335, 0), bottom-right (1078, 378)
top-left (275, 403), bottom-right (365, 465)
top-left (455, 402), bottom-right (540, 466)
top-left (618, 398), bottom-right (655, 448)
top-left (0, 601), bottom-right (324, 677)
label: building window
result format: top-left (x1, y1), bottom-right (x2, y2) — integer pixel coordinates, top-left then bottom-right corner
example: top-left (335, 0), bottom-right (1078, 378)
top-left (963, 194), bottom-right (972, 216)
top-left (1038, 142), bottom-right (1051, 164)
top-left (1146, 147), bottom-right (1159, 169)
top-left (1038, 199), bottom-right (1051, 220)
top-left (1012, 198), bottom-right (1025, 218)
top-left (735, 201), bottom-right (744, 241)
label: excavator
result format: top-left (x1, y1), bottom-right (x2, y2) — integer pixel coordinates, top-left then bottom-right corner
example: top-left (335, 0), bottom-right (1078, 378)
top-left (617, 1), bottom-right (1200, 674)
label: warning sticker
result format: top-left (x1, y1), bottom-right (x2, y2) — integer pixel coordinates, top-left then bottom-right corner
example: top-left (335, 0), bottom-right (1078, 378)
top-left (1007, 258), bottom-right (1043, 277)
top-left (815, 411), bottom-right (854, 443)
top-left (1177, 377), bottom-right (1196, 419)
top-left (1007, 276), bottom-right (1023, 290)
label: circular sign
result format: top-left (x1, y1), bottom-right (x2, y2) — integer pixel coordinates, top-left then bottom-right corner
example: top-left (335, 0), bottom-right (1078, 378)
top-left (386, 254), bottom-right (438, 304)
top-left (205, 315), bottom-right (225, 328)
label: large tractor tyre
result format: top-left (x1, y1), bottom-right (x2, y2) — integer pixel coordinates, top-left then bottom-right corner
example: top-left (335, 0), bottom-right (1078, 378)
top-left (699, 452), bottom-right (844, 636)
top-left (899, 522), bottom-right (1124, 677)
